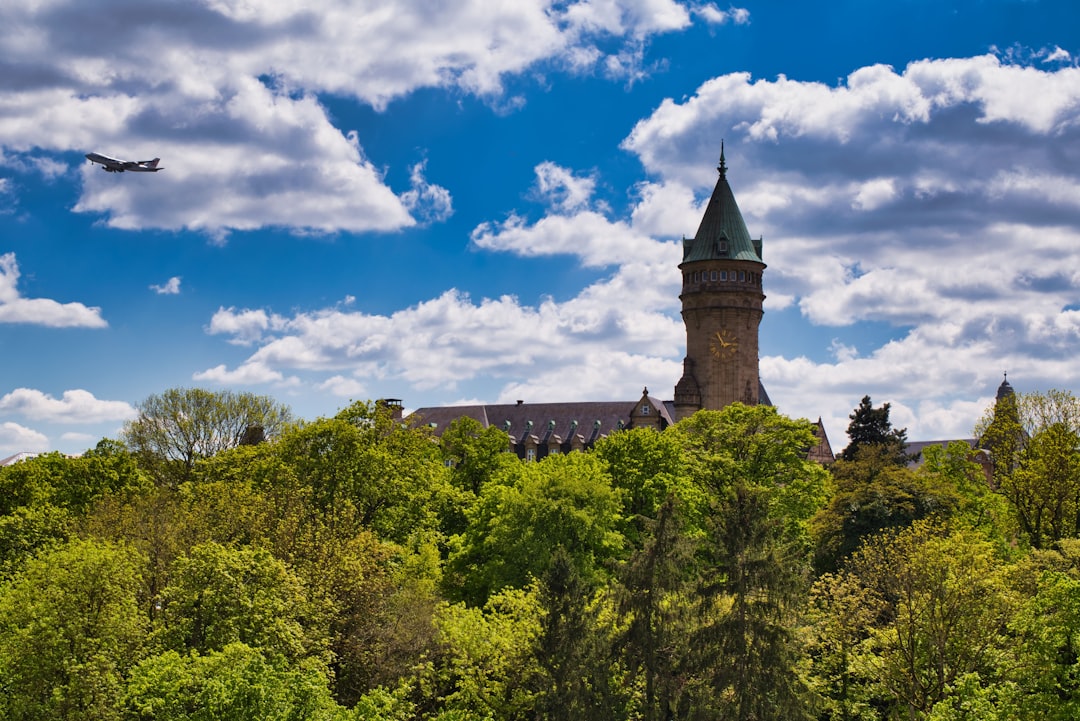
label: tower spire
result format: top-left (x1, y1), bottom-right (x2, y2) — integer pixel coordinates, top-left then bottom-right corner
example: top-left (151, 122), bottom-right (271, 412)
top-left (717, 139), bottom-right (727, 179)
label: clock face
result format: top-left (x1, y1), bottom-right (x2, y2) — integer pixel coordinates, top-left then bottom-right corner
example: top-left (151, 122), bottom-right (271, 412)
top-left (710, 329), bottom-right (738, 357)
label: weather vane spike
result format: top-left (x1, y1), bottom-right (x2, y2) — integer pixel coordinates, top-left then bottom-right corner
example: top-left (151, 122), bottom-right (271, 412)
top-left (718, 139), bottom-right (727, 178)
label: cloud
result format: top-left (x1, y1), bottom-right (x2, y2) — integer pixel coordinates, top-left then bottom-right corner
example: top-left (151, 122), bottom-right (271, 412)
top-left (195, 44), bottom-right (1080, 443)
top-left (1, 0), bottom-right (721, 237)
top-left (192, 361), bottom-right (298, 386)
top-left (0, 422), bottom-right (49, 454)
top-left (0, 253), bottom-right (107, 327)
top-left (694, 4), bottom-right (750, 25)
top-left (150, 276), bottom-right (181, 295)
top-left (201, 191), bottom-right (688, 401)
top-left (532, 161), bottom-right (601, 213)
top-left (318, 375), bottom-right (368, 398)
top-left (615, 53), bottom-right (1080, 441)
top-left (207, 307), bottom-right (288, 345)
top-left (399, 161), bottom-right (453, 225)
top-left (0, 388), bottom-right (136, 423)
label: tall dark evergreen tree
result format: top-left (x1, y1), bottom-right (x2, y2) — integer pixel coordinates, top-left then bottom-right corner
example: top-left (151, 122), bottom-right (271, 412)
top-left (533, 547), bottom-right (616, 721)
top-left (616, 496), bottom-right (696, 721)
top-left (689, 485), bottom-right (813, 721)
top-left (840, 395), bottom-right (911, 463)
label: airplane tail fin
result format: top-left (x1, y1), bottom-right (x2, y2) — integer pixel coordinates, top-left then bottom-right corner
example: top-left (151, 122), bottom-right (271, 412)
top-left (146, 158), bottom-right (161, 168)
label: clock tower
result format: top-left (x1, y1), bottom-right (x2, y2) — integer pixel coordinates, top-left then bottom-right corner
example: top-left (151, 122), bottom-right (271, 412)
top-left (674, 146), bottom-right (766, 421)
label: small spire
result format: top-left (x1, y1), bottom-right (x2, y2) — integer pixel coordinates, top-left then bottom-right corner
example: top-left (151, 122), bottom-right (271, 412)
top-left (717, 139), bottom-right (727, 179)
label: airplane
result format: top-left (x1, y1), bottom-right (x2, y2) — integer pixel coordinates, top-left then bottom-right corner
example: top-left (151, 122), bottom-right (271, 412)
top-left (85, 152), bottom-right (163, 173)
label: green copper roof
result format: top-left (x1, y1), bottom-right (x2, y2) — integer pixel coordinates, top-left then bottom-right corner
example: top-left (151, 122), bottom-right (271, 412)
top-left (682, 147), bottom-right (763, 264)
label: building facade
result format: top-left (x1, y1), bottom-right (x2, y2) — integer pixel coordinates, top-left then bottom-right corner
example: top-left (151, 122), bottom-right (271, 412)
top-left (409, 148), bottom-right (833, 462)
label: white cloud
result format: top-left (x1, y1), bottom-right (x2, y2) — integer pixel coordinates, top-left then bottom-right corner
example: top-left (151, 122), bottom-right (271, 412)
top-left (150, 276), bottom-right (181, 295)
top-left (208, 307), bottom-right (288, 345)
top-left (533, 161), bottom-right (600, 213)
top-left (192, 361), bottom-right (298, 386)
top-left (318, 375), bottom-right (368, 398)
top-left (694, 4), bottom-right (750, 25)
top-left (158, 47), bottom-right (1080, 448)
top-left (0, 0), bottom-right (723, 237)
top-left (0, 253), bottom-right (107, 328)
top-left (399, 160), bottom-right (454, 225)
top-left (0, 388), bottom-right (136, 423)
top-left (60, 431), bottom-right (97, 444)
top-left (0, 422), bottom-right (49, 454)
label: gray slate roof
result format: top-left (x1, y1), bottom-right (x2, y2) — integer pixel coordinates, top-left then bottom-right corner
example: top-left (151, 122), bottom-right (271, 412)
top-left (409, 397), bottom-right (674, 443)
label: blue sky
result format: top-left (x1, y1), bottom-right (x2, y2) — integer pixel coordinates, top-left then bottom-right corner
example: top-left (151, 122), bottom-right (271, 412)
top-left (2, 0), bottom-right (1079, 455)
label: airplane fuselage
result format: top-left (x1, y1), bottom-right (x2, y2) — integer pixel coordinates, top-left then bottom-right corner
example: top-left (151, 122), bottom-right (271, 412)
top-left (85, 153), bottom-right (163, 172)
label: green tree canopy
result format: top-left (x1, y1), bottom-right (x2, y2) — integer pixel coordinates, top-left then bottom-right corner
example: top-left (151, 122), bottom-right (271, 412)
top-left (0, 538), bottom-right (147, 721)
top-left (271, 400), bottom-right (449, 544)
top-left (122, 643), bottom-right (347, 721)
top-left (812, 451), bottom-right (962, 574)
top-left (123, 388), bottom-right (293, 487)
top-left (976, 390), bottom-right (1080, 549)
top-left (447, 451), bottom-right (624, 606)
top-left (840, 395), bottom-right (911, 464)
top-left (155, 542), bottom-right (312, 662)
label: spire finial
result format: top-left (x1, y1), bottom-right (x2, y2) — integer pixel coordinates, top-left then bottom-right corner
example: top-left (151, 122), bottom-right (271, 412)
top-left (718, 139), bottom-right (727, 179)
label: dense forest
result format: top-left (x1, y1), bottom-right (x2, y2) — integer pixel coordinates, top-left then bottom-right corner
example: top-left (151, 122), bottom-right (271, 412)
top-left (3, 386), bottom-right (1080, 720)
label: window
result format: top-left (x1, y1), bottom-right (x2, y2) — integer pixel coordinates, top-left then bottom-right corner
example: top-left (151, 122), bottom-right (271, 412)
top-left (526, 448), bottom-right (536, 462)
top-left (710, 271), bottom-right (717, 281)
top-left (739, 271), bottom-right (746, 282)
top-left (641, 404), bottom-right (650, 415)
top-left (720, 271), bottom-right (728, 281)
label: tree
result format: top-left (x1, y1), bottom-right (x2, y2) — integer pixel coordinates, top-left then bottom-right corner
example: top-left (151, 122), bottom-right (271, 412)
top-left (155, 542), bottom-right (312, 662)
top-left (532, 547), bottom-right (617, 721)
top-left (676, 404), bottom-right (831, 549)
top-left (0, 538), bottom-right (147, 721)
top-left (122, 643), bottom-right (347, 721)
top-left (675, 405), bottom-right (824, 721)
top-left (439, 416), bottom-right (514, 496)
top-left (418, 586), bottom-right (543, 720)
top-left (271, 400), bottom-right (449, 544)
top-left (689, 484), bottom-right (814, 721)
top-left (806, 570), bottom-right (886, 721)
top-left (848, 521), bottom-right (1012, 719)
top-left (446, 451), bottom-right (624, 606)
top-left (841, 395), bottom-right (911, 464)
top-left (1006, 543), bottom-right (1080, 721)
top-left (123, 388), bottom-right (293, 486)
top-left (976, 390), bottom-right (1080, 549)
top-left (615, 496), bottom-right (697, 721)
top-left (812, 453), bottom-right (961, 574)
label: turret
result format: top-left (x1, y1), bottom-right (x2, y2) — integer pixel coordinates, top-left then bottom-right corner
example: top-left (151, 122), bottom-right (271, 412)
top-left (674, 144), bottom-right (766, 421)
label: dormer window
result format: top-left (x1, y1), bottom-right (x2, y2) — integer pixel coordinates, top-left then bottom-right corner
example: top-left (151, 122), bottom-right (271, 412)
top-left (718, 240), bottom-right (728, 254)
top-left (641, 404), bottom-right (650, 415)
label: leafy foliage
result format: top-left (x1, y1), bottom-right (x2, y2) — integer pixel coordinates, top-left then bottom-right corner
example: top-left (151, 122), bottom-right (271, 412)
top-left (6, 390), bottom-right (1080, 720)
top-left (0, 538), bottom-right (147, 721)
top-left (841, 395), bottom-right (911, 464)
top-left (123, 388), bottom-right (293, 487)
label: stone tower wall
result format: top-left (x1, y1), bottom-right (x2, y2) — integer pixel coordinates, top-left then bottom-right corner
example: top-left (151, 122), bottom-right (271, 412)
top-left (676, 260), bottom-right (765, 420)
